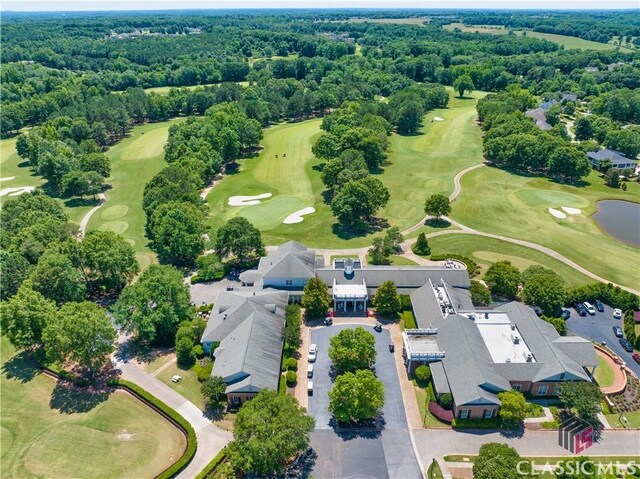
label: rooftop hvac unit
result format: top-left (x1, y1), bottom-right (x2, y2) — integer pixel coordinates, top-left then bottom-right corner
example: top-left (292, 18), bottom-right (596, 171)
top-left (510, 323), bottom-right (516, 331)
top-left (526, 353), bottom-right (533, 362)
top-left (511, 334), bottom-right (520, 344)
top-left (506, 358), bottom-right (512, 363)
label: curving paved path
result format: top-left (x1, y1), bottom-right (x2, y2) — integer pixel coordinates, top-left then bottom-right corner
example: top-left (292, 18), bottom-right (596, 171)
top-left (78, 193), bottom-right (106, 237)
top-left (112, 338), bottom-right (231, 479)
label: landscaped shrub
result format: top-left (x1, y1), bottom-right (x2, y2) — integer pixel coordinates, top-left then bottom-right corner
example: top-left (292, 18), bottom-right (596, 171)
top-left (439, 393), bottom-right (453, 410)
top-left (192, 358), bottom-right (213, 382)
top-left (191, 254), bottom-right (225, 284)
top-left (286, 358), bottom-right (298, 372)
top-left (429, 401), bottom-right (453, 424)
top-left (399, 294), bottom-right (412, 311)
top-left (566, 283), bottom-right (639, 312)
top-left (285, 371), bottom-right (297, 385)
top-left (195, 447), bottom-right (228, 479)
top-left (414, 365), bottom-right (431, 384)
top-left (193, 344), bottom-right (205, 359)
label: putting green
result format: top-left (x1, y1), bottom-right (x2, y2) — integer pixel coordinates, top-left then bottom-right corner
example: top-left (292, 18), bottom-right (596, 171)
top-left (427, 233), bottom-right (593, 287)
top-left (87, 119), bottom-right (186, 270)
top-left (451, 166), bottom-right (640, 289)
top-left (0, 337), bottom-right (186, 479)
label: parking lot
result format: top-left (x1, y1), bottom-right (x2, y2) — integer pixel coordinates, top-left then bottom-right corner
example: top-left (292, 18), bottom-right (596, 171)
top-left (566, 303), bottom-right (640, 377)
top-left (307, 324), bottom-right (422, 479)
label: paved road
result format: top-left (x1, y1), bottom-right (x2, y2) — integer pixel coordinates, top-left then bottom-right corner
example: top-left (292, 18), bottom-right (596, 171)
top-left (113, 344), bottom-right (231, 479)
top-left (566, 304), bottom-right (640, 377)
top-left (308, 324), bottom-right (422, 479)
top-left (413, 428), bottom-right (640, 459)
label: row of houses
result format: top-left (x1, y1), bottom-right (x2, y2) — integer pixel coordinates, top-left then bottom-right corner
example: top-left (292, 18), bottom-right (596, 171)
top-left (200, 241), bottom-right (598, 419)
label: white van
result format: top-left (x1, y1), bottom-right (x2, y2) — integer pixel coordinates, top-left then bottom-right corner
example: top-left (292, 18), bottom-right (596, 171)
top-left (583, 302), bottom-right (596, 315)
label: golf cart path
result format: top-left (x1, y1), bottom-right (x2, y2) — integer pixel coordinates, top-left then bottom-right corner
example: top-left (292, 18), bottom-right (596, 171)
top-left (78, 193), bottom-right (106, 237)
top-left (113, 339), bottom-right (231, 479)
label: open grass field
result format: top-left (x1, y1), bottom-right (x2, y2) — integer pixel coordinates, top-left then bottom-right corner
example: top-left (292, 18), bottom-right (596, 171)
top-left (1, 137), bottom-right (95, 224)
top-left (444, 23), bottom-right (628, 51)
top-left (207, 89), bottom-right (486, 248)
top-left (156, 362), bottom-right (204, 410)
top-left (0, 337), bottom-right (186, 479)
top-left (594, 355), bottom-right (616, 388)
top-left (605, 410), bottom-right (640, 429)
top-left (143, 81), bottom-right (249, 95)
top-left (451, 167), bottom-right (640, 290)
top-left (86, 119), bottom-right (184, 269)
top-left (427, 233), bottom-right (593, 287)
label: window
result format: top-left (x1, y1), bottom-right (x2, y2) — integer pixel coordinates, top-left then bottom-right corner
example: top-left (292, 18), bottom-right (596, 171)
top-left (232, 396), bottom-right (240, 404)
top-left (537, 385), bottom-right (549, 396)
top-left (285, 280), bottom-right (293, 286)
top-left (560, 373), bottom-right (565, 380)
top-left (459, 409), bottom-right (470, 419)
top-left (512, 384), bottom-right (522, 391)
top-left (483, 409), bottom-right (494, 419)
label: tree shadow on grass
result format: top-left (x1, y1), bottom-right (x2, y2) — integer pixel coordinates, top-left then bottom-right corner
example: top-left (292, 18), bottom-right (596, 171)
top-left (331, 218), bottom-right (390, 240)
top-left (425, 218), bottom-right (451, 228)
top-left (2, 351), bottom-right (40, 383)
top-left (63, 197), bottom-right (101, 209)
top-left (49, 379), bottom-right (112, 414)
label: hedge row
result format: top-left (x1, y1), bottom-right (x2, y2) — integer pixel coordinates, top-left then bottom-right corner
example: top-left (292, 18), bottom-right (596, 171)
top-left (566, 283), bottom-right (639, 312)
top-left (430, 254), bottom-right (479, 277)
top-left (109, 379), bottom-right (198, 479)
top-left (194, 447), bottom-right (228, 479)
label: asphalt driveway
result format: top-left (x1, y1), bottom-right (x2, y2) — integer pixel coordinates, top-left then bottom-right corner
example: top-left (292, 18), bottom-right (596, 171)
top-left (308, 324), bottom-right (421, 479)
top-left (565, 303), bottom-right (640, 377)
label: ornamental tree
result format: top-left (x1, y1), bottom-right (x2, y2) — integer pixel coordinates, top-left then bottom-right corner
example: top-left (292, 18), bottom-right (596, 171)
top-left (372, 281), bottom-right (402, 317)
top-left (328, 327), bottom-right (376, 373)
top-left (473, 443), bottom-right (529, 479)
top-left (301, 277), bottom-right (332, 318)
top-left (424, 194), bottom-right (451, 219)
top-left (496, 390), bottom-right (528, 425)
top-left (215, 216), bottom-right (264, 262)
top-left (228, 390), bottom-right (315, 475)
top-left (328, 369), bottom-right (385, 422)
top-left (557, 382), bottom-right (604, 422)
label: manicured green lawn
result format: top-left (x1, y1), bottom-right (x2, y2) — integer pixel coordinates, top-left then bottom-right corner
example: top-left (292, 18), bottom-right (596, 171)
top-left (156, 362), bottom-right (204, 410)
top-left (378, 91), bottom-right (486, 232)
top-left (594, 355), bottom-right (616, 388)
top-left (0, 337), bottom-right (186, 479)
top-left (208, 89), bottom-right (486, 248)
top-left (0, 137), bottom-right (93, 224)
top-left (451, 166), bottom-right (640, 289)
top-left (605, 410), bottom-right (640, 428)
top-left (443, 23), bottom-right (628, 51)
top-left (427, 233), bottom-right (593, 287)
top-left (426, 460), bottom-right (444, 479)
top-left (87, 119), bottom-right (184, 269)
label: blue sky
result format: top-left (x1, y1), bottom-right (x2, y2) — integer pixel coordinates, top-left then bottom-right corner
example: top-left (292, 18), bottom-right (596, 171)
top-left (3, 0), bottom-right (638, 11)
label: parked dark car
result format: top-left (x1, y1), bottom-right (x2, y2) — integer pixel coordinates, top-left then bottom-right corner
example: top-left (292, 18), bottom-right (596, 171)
top-left (613, 326), bottom-right (624, 338)
top-left (389, 343), bottom-right (395, 353)
top-left (619, 338), bottom-right (634, 352)
top-left (561, 309), bottom-right (571, 320)
top-left (575, 303), bottom-right (587, 316)
top-left (632, 353), bottom-right (640, 365)
top-left (595, 299), bottom-right (605, 312)
top-left (323, 317), bottom-right (333, 326)
top-left (374, 323), bottom-right (382, 332)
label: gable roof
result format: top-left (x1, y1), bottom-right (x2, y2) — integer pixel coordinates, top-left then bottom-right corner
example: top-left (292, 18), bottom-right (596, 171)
top-left (525, 108), bottom-right (552, 130)
top-left (587, 149), bottom-right (634, 167)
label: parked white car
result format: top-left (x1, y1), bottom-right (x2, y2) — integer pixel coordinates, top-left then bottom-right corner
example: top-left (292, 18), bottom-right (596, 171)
top-left (308, 344), bottom-right (318, 362)
top-left (171, 375), bottom-right (182, 383)
top-left (307, 364), bottom-right (314, 378)
top-left (613, 308), bottom-right (623, 319)
top-left (583, 302), bottom-right (596, 316)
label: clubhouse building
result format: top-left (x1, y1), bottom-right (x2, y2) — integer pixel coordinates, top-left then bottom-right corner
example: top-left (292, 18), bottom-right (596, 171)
top-left (202, 241), bottom-right (598, 417)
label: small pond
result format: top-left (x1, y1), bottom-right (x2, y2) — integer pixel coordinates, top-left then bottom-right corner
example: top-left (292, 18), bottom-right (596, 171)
top-left (592, 200), bottom-right (640, 248)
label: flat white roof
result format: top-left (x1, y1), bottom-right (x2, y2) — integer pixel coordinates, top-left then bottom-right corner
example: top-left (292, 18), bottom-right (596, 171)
top-left (333, 283), bottom-right (367, 299)
top-left (473, 312), bottom-right (535, 364)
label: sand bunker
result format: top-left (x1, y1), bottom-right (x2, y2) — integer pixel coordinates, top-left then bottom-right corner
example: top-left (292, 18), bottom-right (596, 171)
top-left (0, 186), bottom-right (35, 197)
top-left (548, 208), bottom-right (566, 219)
top-left (0, 176), bottom-right (15, 181)
top-left (562, 207), bottom-right (582, 215)
top-left (283, 207), bottom-right (316, 224)
top-left (228, 193), bottom-right (272, 206)
top-left (433, 116), bottom-right (444, 121)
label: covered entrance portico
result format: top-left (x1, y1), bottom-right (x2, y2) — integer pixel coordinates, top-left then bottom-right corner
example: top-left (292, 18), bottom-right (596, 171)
top-left (333, 279), bottom-right (368, 316)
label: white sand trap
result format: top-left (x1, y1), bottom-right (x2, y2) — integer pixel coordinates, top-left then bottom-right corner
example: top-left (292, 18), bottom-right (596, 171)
top-left (433, 116), bottom-right (444, 121)
top-left (228, 193), bottom-right (272, 206)
top-left (283, 207), bottom-right (316, 224)
top-left (548, 207), bottom-right (566, 219)
top-left (0, 176), bottom-right (15, 181)
top-left (562, 207), bottom-right (582, 215)
top-left (0, 186), bottom-right (35, 197)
